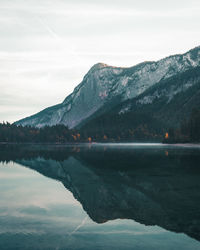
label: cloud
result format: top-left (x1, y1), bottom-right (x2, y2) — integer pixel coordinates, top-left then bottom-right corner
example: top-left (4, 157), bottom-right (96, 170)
top-left (0, 0), bottom-right (199, 122)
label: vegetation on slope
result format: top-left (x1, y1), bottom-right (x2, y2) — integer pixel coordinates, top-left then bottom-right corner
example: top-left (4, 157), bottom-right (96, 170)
top-left (0, 108), bottom-right (199, 143)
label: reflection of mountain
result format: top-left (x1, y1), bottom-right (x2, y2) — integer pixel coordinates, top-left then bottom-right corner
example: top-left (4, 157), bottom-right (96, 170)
top-left (2, 144), bottom-right (200, 241)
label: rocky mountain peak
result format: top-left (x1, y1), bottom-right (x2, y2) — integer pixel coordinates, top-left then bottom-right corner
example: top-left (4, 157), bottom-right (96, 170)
top-left (15, 46), bottom-right (200, 129)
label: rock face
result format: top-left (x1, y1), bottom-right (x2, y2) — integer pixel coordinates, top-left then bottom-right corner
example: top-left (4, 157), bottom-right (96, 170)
top-left (81, 66), bottom-right (200, 134)
top-left (15, 46), bottom-right (200, 128)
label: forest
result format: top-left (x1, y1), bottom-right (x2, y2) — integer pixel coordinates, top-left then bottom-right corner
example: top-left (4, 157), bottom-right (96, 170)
top-left (0, 109), bottom-right (199, 143)
top-left (0, 122), bottom-right (161, 143)
top-left (163, 109), bottom-right (200, 143)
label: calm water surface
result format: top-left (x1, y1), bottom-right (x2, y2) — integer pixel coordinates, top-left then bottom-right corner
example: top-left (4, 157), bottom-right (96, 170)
top-left (0, 143), bottom-right (200, 250)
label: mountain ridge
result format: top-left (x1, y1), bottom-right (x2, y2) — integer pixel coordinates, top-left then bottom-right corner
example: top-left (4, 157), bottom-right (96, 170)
top-left (15, 46), bottom-right (200, 129)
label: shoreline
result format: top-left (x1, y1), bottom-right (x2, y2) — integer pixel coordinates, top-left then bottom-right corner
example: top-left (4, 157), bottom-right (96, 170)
top-left (0, 141), bottom-right (200, 148)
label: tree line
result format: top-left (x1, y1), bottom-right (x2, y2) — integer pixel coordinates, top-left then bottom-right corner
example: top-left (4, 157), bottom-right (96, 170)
top-left (163, 109), bottom-right (200, 143)
top-left (0, 122), bottom-right (162, 143)
top-left (0, 109), bottom-right (199, 143)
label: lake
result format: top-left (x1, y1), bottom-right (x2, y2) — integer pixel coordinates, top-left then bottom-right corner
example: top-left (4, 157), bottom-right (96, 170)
top-left (0, 143), bottom-right (200, 250)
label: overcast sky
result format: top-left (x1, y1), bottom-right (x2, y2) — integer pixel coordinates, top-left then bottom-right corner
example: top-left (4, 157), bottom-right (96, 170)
top-left (0, 0), bottom-right (200, 122)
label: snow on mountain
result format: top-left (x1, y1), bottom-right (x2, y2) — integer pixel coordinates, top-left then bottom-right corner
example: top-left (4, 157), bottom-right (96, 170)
top-left (15, 46), bottom-right (200, 128)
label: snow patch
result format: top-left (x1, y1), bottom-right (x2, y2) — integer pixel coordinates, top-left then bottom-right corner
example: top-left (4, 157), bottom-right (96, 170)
top-left (121, 77), bottom-right (129, 87)
top-left (119, 104), bottom-right (131, 115)
top-left (67, 104), bottom-right (71, 111)
top-left (99, 90), bottom-right (108, 99)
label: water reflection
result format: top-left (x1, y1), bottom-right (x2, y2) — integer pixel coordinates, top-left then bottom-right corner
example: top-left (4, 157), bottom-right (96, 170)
top-left (0, 143), bottom-right (200, 249)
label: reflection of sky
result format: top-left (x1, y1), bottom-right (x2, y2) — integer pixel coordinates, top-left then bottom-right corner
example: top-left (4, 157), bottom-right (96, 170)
top-left (0, 161), bottom-right (199, 250)
top-left (0, 162), bottom-right (79, 208)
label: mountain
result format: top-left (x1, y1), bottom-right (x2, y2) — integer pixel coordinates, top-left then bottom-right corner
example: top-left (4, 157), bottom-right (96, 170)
top-left (80, 66), bottom-right (200, 138)
top-left (15, 46), bottom-right (200, 129)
